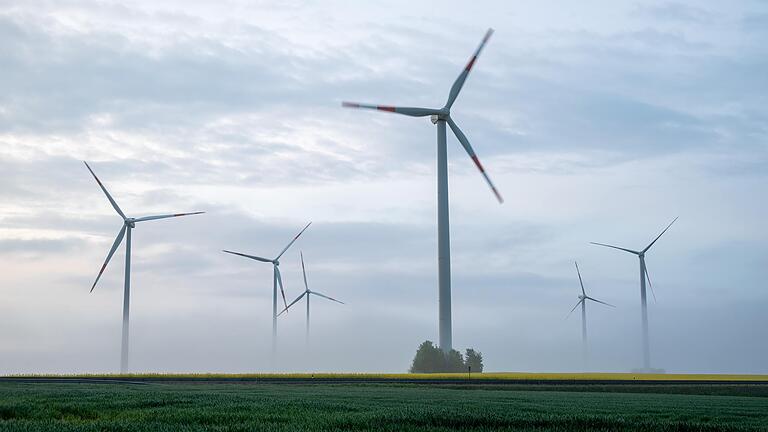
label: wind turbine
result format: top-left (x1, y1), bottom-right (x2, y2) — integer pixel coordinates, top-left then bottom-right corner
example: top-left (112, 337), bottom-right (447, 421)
top-left (590, 217), bottom-right (678, 371)
top-left (222, 222), bottom-right (311, 355)
top-left (279, 251), bottom-right (344, 346)
top-left (567, 261), bottom-right (614, 369)
top-left (342, 28), bottom-right (502, 353)
top-left (84, 161), bottom-right (204, 373)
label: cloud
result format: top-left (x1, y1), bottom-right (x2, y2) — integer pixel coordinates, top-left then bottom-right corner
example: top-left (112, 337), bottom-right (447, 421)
top-left (633, 2), bottom-right (714, 24)
top-left (0, 237), bottom-right (85, 255)
top-left (0, 0), bottom-right (766, 374)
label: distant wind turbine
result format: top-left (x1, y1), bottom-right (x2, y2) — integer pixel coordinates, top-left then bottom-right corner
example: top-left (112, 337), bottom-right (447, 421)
top-left (279, 251), bottom-right (344, 345)
top-left (222, 222), bottom-right (311, 356)
top-left (342, 28), bottom-right (502, 353)
top-left (84, 161), bottom-right (204, 373)
top-left (590, 217), bottom-right (678, 371)
top-left (567, 261), bottom-right (614, 369)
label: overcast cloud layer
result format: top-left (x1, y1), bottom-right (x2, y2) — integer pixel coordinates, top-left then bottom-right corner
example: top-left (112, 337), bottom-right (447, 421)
top-left (1, 0), bottom-right (767, 374)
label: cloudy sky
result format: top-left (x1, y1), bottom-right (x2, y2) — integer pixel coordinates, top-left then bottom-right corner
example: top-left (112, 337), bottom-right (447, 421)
top-left (1, 0), bottom-right (766, 374)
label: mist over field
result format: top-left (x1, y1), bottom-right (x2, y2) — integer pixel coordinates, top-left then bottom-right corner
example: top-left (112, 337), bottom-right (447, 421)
top-left (0, 0), bottom-right (766, 374)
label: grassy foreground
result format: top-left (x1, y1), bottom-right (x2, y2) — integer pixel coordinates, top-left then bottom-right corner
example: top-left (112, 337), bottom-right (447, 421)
top-left (1, 381), bottom-right (768, 431)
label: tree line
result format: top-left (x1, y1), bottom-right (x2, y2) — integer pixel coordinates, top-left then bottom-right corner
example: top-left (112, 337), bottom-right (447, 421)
top-left (409, 340), bottom-right (484, 373)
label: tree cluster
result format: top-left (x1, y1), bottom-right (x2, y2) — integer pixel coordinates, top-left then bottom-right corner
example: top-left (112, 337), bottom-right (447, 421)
top-left (409, 340), bottom-right (484, 373)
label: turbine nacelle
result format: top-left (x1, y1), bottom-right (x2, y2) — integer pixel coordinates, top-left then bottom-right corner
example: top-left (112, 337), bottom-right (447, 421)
top-left (568, 261), bottom-right (615, 318)
top-left (341, 28), bottom-right (503, 204)
top-left (430, 111), bottom-right (452, 124)
top-left (84, 161), bottom-right (204, 294)
top-left (221, 222), bottom-right (312, 313)
top-left (278, 251), bottom-right (344, 317)
top-left (590, 217), bottom-right (678, 305)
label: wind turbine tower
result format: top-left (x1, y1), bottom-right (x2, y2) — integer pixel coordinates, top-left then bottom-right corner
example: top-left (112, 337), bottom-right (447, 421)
top-left (343, 29), bottom-right (502, 353)
top-left (223, 223), bottom-right (311, 357)
top-left (84, 161), bottom-right (204, 373)
top-left (279, 252), bottom-right (344, 346)
top-left (591, 217), bottom-right (678, 371)
top-left (568, 261), bottom-right (614, 369)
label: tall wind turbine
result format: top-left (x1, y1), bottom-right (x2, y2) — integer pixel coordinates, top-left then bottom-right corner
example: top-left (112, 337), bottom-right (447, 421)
top-left (84, 161), bottom-right (204, 373)
top-left (342, 28), bottom-right (502, 353)
top-left (590, 217), bottom-right (678, 371)
top-left (222, 222), bottom-right (311, 355)
top-left (567, 261), bottom-right (614, 369)
top-left (279, 251), bottom-right (344, 345)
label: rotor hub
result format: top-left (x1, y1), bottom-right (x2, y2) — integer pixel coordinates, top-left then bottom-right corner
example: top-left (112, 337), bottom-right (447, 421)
top-left (431, 112), bottom-right (449, 124)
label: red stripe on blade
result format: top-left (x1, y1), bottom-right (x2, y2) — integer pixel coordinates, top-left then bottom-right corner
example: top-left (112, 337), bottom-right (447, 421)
top-left (471, 155), bottom-right (485, 172)
top-left (377, 106), bottom-right (396, 112)
top-left (465, 56), bottom-right (477, 71)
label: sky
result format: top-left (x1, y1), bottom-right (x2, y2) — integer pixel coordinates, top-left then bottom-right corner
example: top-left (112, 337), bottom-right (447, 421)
top-left (0, 0), bottom-right (766, 374)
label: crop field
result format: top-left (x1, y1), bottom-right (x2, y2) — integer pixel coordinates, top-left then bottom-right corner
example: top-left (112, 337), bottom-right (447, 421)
top-left (1, 379), bottom-right (768, 431)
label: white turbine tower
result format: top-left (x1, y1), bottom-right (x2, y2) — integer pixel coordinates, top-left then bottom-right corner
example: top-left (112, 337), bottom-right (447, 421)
top-left (84, 161), bottom-right (204, 373)
top-left (222, 222), bottom-right (311, 356)
top-left (567, 261), bottom-right (614, 370)
top-left (590, 217), bottom-right (678, 371)
top-left (279, 251), bottom-right (344, 346)
top-left (342, 28), bottom-right (502, 353)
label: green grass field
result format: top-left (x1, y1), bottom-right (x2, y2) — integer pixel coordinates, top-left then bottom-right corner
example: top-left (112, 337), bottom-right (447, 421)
top-left (1, 381), bottom-right (768, 431)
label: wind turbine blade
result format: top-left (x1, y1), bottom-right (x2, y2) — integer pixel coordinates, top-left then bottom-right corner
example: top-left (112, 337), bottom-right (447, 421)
top-left (275, 222), bottom-right (312, 260)
top-left (565, 299), bottom-right (583, 319)
top-left (300, 251), bottom-right (309, 292)
top-left (90, 225), bottom-right (127, 292)
top-left (445, 28), bottom-right (494, 109)
top-left (342, 102), bottom-right (439, 117)
top-left (644, 265), bottom-right (658, 303)
top-left (589, 242), bottom-right (640, 255)
top-left (83, 161), bottom-right (126, 220)
top-left (575, 261), bottom-right (586, 296)
top-left (221, 250), bottom-right (273, 263)
top-left (278, 292), bottom-right (306, 316)
top-left (133, 212), bottom-right (204, 222)
top-left (275, 266), bottom-right (288, 311)
top-left (642, 216), bottom-right (679, 253)
top-left (311, 291), bottom-right (345, 305)
top-left (586, 296), bottom-right (616, 308)
top-left (446, 116), bottom-right (503, 203)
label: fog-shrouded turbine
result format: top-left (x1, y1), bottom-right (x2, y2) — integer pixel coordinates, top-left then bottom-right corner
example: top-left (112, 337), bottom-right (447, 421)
top-left (567, 261), bottom-right (614, 369)
top-left (222, 222), bottom-right (311, 356)
top-left (279, 251), bottom-right (343, 346)
top-left (590, 217), bottom-right (678, 371)
top-left (84, 161), bottom-right (204, 373)
top-left (342, 28), bottom-right (502, 353)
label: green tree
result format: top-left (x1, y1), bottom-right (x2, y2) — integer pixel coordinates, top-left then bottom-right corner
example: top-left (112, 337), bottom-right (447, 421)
top-left (465, 348), bottom-right (483, 373)
top-left (409, 340), bottom-right (445, 373)
top-left (445, 349), bottom-right (465, 372)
